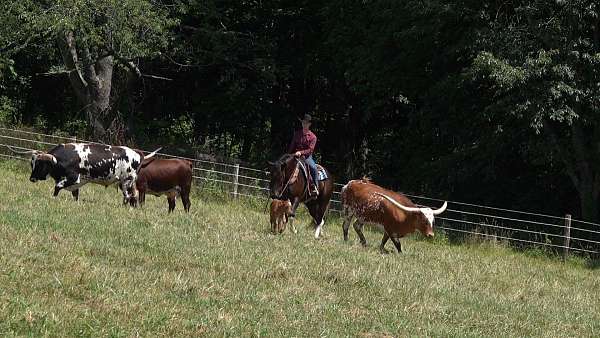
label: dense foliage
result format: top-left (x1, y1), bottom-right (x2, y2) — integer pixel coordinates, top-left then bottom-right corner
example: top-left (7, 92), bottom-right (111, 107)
top-left (1, 0), bottom-right (599, 223)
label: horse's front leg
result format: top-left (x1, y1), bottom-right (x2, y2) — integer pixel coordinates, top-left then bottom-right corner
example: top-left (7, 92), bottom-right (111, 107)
top-left (288, 198), bottom-right (301, 234)
top-left (306, 201), bottom-right (325, 239)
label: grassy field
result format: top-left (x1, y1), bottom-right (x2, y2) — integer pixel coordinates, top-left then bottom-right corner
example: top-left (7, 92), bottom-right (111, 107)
top-left (0, 160), bottom-right (598, 337)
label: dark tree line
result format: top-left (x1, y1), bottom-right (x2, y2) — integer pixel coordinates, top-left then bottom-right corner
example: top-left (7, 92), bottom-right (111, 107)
top-left (1, 0), bottom-right (599, 227)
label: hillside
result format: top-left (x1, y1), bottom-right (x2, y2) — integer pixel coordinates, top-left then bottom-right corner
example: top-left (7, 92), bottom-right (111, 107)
top-left (0, 160), bottom-right (598, 337)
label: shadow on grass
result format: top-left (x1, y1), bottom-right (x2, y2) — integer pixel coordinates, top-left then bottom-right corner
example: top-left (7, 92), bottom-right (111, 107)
top-left (585, 258), bottom-right (600, 270)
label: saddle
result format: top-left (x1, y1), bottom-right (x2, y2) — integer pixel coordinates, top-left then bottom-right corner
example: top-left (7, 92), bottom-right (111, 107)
top-left (296, 159), bottom-right (328, 198)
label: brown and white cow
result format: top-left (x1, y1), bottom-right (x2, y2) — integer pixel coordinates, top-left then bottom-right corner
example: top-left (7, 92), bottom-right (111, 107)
top-left (129, 158), bottom-right (193, 212)
top-left (270, 199), bottom-right (292, 234)
top-left (341, 178), bottom-right (447, 253)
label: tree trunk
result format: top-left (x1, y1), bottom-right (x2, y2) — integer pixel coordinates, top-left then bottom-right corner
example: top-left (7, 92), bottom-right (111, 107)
top-left (577, 180), bottom-right (599, 222)
top-left (241, 132), bottom-right (253, 161)
top-left (342, 106), bottom-right (367, 180)
top-left (57, 31), bottom-right (114, 141)
top-left (86, 102), bottom-right (107, 140)
top-left (543, 120), bottom-right (600, 222)
top-left (593, 16), bottom-right (600, 53)
top-left (570, 122), bottom-right (600, 222)
top-left (269, 78), bottom-right (290, 158)
top-left (123, 69), bottom-right (140, 143)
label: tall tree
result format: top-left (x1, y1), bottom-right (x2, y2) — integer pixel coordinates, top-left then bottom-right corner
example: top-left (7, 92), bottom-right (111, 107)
top-left (1, 0), bottom-right (175, 141)
top-left (470, 1), bottom-right (600, 221)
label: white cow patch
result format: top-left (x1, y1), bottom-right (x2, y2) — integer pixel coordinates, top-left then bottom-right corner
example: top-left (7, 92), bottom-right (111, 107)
top-left (420, 208), bottom-right (435, 226)
top-left (64, 174), bottom-right (86, 191)
top-left (115, 147), bottom-right (143, 199)
top-left (56, 177), bottom-right (68, 188)
top-left (74, 143), bottom-right (92, 170)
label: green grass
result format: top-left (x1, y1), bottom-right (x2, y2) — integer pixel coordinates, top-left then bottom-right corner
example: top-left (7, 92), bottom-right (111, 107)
top-left (0, 160), bottom-right (598, 337)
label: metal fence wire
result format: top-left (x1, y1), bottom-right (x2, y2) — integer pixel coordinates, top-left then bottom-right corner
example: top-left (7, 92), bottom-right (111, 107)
top-left (1, 127), bottom-right (598, 256)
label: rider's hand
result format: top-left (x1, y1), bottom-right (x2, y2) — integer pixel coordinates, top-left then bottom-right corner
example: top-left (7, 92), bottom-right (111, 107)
top-left (294, 151), bottom-right (302, 157)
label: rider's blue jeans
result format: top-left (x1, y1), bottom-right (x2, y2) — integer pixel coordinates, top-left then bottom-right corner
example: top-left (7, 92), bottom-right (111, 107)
top-left (305, 155), bottom-right (319, 188)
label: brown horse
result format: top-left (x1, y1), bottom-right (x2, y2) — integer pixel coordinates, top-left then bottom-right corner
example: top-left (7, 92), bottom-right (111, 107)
top-left (268, 154), bottom-right (333, 238)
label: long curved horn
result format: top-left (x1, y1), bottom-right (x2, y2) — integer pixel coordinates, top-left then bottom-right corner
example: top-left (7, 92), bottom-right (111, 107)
top-left (144, 147), bottom-right (163, 160)
top-left (6, 145), bottom-right (38, 155)
top-left (374, 192), bottom-right (422, 212)
top-left (432, 201), bottom-right (448, 215)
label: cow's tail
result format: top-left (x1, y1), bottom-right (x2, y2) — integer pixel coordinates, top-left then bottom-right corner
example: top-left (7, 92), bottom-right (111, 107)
top-left (340, 183), bottom-right (348, 202)
top-left (340, 182), bottom-right (350, 216)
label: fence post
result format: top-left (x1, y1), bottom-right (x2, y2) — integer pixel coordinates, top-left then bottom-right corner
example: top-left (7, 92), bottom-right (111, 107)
top-left (563, 214), bottom-right (571, 260)
top-left (232, 163), bottom-right (240, 199)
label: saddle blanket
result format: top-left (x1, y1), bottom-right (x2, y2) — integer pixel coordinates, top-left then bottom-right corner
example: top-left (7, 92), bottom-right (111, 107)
top-left (299, 162), bottom-right (328, 181)
top-left (316, 165), bottom-right (328, 181)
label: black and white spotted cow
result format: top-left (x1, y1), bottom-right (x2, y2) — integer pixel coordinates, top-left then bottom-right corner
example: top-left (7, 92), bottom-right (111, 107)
top-left (9, 143), bottom-right (161, 202)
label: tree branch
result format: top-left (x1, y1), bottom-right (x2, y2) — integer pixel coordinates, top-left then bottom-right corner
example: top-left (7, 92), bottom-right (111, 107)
top-left (113, 55), bottom-right (172, 81)
top-left (124, 60), bottom-right (143, 78)
top-left (35, 70), bottom-right (75, 76)
top-left (56, 31), bottom-right (88, 104)
top-left (0, 36), bottom-right (34, 54)
top-left (163, 53), bottom-right (215, 69)
top-left (80, 43), bottom-right (100, 93)
top-left (143, 74), bottom-right (173, 81)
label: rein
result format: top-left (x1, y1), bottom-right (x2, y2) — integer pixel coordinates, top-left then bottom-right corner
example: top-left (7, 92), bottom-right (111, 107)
top-left (276, 158), bottom-right (300, 199)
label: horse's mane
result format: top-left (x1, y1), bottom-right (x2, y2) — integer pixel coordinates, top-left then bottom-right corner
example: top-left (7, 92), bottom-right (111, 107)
top-left (277, 153), bottom-right (295, 164)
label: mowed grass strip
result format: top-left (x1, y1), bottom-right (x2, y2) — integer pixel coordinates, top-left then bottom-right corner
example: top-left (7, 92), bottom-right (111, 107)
top-left (0, 160), bottom-right (598, 337)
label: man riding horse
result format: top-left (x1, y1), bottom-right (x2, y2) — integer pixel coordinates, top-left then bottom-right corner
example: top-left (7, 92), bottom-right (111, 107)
top-left (268, 113), bottom-right (333, 238)
top-left (287, 114), bottom-right (319, 198)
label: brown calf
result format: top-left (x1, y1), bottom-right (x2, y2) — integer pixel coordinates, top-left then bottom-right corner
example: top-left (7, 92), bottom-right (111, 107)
top-left (132, 158), bottom-right (193, 212)
top-left (270, 199), bottom-right (292, 234)
top-left (341, 178), bottom-right (447, 253)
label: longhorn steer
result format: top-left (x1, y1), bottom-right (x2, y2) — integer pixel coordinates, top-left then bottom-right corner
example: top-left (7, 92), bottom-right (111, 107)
top-left (8, 143), bottom-right (160, 202)
top-left (128, 158), bottom-right (193, 212)
top-left (341, 178), bottom-right (447, 253)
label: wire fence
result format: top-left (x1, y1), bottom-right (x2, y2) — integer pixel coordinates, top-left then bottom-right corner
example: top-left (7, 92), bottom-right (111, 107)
top-left (1, 126), bottom-right (599, 257)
